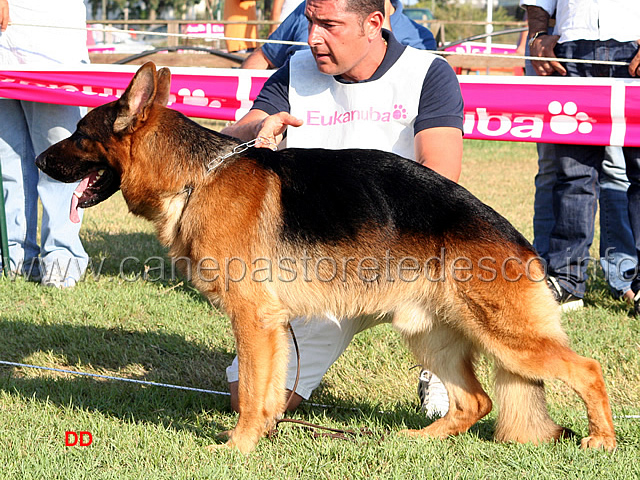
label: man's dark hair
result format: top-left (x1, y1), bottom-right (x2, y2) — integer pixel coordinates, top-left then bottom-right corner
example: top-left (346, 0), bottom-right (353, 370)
top-left (345, 0), bottom-right (386, 22)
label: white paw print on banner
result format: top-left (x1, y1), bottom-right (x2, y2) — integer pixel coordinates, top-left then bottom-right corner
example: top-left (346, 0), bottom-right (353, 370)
top-left (177, 88), bottom-right (222, 108)
top-left (548, 101), bottom-right (593, 135)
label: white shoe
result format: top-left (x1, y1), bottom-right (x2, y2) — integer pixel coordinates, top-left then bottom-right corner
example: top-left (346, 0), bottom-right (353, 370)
top-left (417, 369), bottom-right (449, 418)
top-left (41, 270), bottom-right (78, 289)
top-left (547, 276), bottom-right (584, 312)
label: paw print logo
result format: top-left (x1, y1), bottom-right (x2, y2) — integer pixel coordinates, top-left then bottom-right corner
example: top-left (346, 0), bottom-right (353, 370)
top-left (548, 101), bottom-right (593, 135)
top-left (392, 104), bottom-right (407, 120)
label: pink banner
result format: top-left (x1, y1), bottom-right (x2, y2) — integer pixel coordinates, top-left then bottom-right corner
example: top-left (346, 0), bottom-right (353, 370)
top-left (624, 82), bottom-right (640, 147)
top-left (183, 23), bottom-right (225, 38)
top-left (444, 42), bottom-right (518, 56)
top-left (0, 65), bottom-right (271, 122)
top-left (460, 76), bottom-right (632, 146)
top-left (1, 65), bottom-right (638, 146)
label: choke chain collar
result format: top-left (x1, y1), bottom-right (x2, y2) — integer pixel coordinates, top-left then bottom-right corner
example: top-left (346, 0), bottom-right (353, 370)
top-left (207, 136), bottom-right (277, 173)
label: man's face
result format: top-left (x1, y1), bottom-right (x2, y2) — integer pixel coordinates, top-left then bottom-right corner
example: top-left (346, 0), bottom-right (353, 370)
top-left (304, 0), bottom-right (380, 81)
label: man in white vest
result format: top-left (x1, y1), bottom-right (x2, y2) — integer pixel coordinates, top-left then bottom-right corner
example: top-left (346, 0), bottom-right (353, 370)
top-left (223, 0), bottom-right (464, 416)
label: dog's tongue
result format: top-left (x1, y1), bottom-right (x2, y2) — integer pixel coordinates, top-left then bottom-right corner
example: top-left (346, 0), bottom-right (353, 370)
top-left (70, 176), bottom-right (91, 224)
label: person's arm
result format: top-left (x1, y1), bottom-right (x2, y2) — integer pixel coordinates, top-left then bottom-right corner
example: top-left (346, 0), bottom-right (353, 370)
top-left (629, 41), bottom-right (640, 77)
top-left (223, 62), bottom-right (301, 145)
top-left (0, 0), bottom-right (9, 32)
top-left (515, 29), bottom-right (527, 56)
top-left (241, 46), bottom-right (276, 69)
top-left (269, 0), bottom-right (286, 34)
top-left (525, 5), bottom-right (564, 76)
top-left (414, 127), bottom-right (462, 183)
top-left (389, 1), bottom-right (436, 51)
top-left (254, 2), bottom-right (310, 69)
top-left (413, 58), bottom-right (464, 182)
top-left (221, 109), bottom-right (270, 142)
top-left (221, 109), bottom-right (303, 147)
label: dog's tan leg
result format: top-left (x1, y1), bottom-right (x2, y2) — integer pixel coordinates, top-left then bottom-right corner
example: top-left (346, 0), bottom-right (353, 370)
top-left (225, 303), bottom-right (288, 453)
top-left (495, 344), bottom-right (616, 451)
top-left (397, 321), bottom-right (492, 439)
top-left (486, 283), bottom-right (616, 451)
top-left (260, 321), bottom-right (290, 422)
top-left (559, 353), bottom-right (616, 451)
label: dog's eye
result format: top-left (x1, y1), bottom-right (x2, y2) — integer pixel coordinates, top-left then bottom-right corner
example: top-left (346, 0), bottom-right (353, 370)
top-left (73, 132), bottom-right (91, 149)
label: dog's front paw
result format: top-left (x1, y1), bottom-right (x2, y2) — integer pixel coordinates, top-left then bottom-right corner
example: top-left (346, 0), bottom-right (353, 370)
top-left (397, 428), bottom-right (442, 439)
top-left (204, 429), bottom-right (260, 454)
top-left (580, 435), bottom-right (616, 452)
top-left (226, 436), bottom-right (260, 453)
top-left (204, 438), bottom-right (258, 454)
top-left (214, 428), bottom-right (260, 453)
top-left (204, 430), bottom-right (233, 453)
top-left (205, 442), bottom-right (232, 453)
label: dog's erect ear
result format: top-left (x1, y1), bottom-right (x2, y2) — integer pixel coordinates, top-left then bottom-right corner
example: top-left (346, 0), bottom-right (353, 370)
top-left (114, 62), bottom-right (160, 133)
top-left (155, 67), bottom-right (171, 107)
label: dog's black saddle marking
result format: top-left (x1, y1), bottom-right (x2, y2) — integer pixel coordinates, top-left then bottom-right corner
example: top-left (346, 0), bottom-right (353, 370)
top-left (248, 148), bottom-right (531, 249)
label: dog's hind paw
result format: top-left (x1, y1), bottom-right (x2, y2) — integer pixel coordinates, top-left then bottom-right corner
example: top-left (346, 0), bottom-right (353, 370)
top-left (580, 435), bottom-right (616, 452)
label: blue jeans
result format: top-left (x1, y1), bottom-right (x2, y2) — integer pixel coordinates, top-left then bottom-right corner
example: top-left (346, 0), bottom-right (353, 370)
top-left (0, 99), bottom-right (88, 280)
top-left (533, 143), bottom-right (636, 298)
top-left (547, 40), bottom-right (640, 297)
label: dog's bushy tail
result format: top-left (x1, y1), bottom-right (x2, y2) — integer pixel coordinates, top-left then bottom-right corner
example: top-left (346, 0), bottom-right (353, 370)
top-left (494, 368), bottom-right (566, 444)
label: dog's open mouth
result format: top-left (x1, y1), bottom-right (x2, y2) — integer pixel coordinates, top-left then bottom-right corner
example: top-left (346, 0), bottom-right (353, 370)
top-left (70, 168), bottom-right (119, 223)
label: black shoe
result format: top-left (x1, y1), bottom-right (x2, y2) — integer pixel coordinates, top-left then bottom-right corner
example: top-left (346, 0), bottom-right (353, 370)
top-left (547, 277), bottom-right (584, 312)
top-left (633, 290), bottom-right (640, 317)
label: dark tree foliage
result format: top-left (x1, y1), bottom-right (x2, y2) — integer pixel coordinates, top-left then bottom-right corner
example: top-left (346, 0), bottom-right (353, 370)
top-left (87, 0), bottom-right (204, 20)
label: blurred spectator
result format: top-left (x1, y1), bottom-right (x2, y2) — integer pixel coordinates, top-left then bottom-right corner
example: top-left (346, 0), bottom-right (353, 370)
top-left (269, 0), bottom-right (303, 34)
top-left (521, 0), bottom-right (640, 312)
top-left (518, 8), bottom-right (636, 309)
top-left (224, 0), bottom-right (257, 53)
top-left (0, 0), bottom-right (89, 288)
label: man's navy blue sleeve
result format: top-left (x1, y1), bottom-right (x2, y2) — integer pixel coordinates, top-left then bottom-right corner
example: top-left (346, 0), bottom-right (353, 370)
top-left (261, 2), bottom-right (309, 68)
top-left (414, 57), bottom-right (464, 134)
top-left (250, 62), bottom-right (291, 115)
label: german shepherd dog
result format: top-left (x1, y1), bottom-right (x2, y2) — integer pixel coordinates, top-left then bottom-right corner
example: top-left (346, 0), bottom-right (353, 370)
top-left (36, 62), bottom-right (616, 453)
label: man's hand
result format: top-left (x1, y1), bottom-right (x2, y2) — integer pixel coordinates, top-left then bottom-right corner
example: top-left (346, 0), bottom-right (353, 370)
top-left (221, 110), bottom-right (304, 147)
top-left (0, 0), bottom-right (10, 32)
top-left (629, 41), bottom-right (640, 77)
top-left (529, 34), bottom-right (564, 76)
top-left (525, 5), bottom-right (565, 76)
top-left (255, 112), bottom-right (303, 148)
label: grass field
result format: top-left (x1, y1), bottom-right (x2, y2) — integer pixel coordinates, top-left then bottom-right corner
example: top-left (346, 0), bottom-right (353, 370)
top-left (1, 138), bottom-right (639, 479)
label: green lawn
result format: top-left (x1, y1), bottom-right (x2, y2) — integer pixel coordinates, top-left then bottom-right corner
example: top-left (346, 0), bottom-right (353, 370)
top-left (0, 139), bottom-right (638, 479)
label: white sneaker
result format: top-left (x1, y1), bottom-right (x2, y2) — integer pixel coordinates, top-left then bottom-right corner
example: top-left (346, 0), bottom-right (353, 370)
top-left (41, 271), bottom-right (78, 289)
top-left (547, 276), bottom-right (584, 312)
top-left (417, 369), bottom-right (449, 418)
